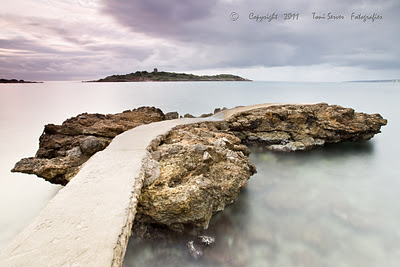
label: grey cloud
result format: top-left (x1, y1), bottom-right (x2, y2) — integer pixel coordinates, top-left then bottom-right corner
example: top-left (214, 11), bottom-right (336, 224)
top-left (0, 14), bottom-right (155, 80)
top-left (1, 0), bottom-right (399, 81)
top-left (101, 0), bottom-right (400, 72)
top-left (0, 38), bottom-right (62, 55)
top-left (102, 0), bottom-right (217, 38)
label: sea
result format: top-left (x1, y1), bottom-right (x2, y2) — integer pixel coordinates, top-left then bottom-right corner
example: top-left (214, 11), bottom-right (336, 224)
top-left (0, 81), bottom-right (399, 266)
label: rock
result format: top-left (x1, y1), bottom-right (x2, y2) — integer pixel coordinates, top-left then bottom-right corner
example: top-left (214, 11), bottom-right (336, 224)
top-left (187, 240), bottom-right (202, 259)
top-left (11, 157), bottom-right (79, 185)
top-left (225, 103), bottom-right (387, 151)
top-left (142, 154), bottom-right (161, 187)
top-left (213, 107), bottom-right (227, 114)
top-left (165, 112), bottom-right (179, 120)
top-left (79, 136), bottom-right (107, 155)
top-left (214, 108), bottom-right (221, 114)
top-left (183, 113), bottom-right (195, 118)
top-left (12, 107), bottom-right (165, 185)
top-left (200, 113), bottom-right (213, 118)
top-left (198, 235), bottom-right (215, 245)
top-left (187, 236), bottom-right (215, 259)
top-left (136, 122), bottom-right (256, 231)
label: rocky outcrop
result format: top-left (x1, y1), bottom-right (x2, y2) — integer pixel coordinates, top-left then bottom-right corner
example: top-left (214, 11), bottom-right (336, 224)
top-left (11, 103), bottom-right (387, 232)
top-left (223, 103), bottom-right (387, 151)
top-left (12, 107), bottom-right (166, 185)
top-left (132, 103), bottom-right (386, 232)
top-left (136, 122), bottom-right (256, 231)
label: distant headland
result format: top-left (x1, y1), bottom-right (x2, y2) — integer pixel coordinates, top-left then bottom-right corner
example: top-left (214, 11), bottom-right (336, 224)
top-left (85, 69), bottom-right (252, 82)
top-left (0, 78), bottom-right (42, 84)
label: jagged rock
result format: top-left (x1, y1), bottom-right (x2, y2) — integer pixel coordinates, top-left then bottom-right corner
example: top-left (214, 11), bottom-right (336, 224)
top-left (136, 122), bottom-right (256, 231)
top-left (224, 103), bottom-right (387, 151)
top-left (165, 112), bottom-right (179, 120)
top-left (12, 107), bottom-right (165, 184)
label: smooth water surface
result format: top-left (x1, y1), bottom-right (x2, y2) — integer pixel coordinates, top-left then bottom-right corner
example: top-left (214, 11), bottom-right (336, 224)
top-left (0, 81), bottom-right (398, 267)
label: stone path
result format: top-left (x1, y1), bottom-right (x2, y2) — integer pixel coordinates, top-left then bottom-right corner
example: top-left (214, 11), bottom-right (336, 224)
top-left (0, 103), bottom-right (288, 267)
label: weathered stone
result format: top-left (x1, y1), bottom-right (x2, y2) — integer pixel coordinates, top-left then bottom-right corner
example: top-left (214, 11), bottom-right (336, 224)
top-left (11, 157), bottom-right (78, 185)
top-left (213, 107), bottom-right (227, 114)
top-left (213, 108), bottom-right (221, 114)
top-left (142, 154), bottom-right (161, 187)
top-left (226, 103), bottom-right (387, 151)
top-left (79, 136), bottom-right (107, 155)
top-left (165, 111), bottom-right (179, 120)
top-left (200, 113), bottom-right (213, 118)
top-left (183, 113), bottom-right (195, 118)
top-left (199, 235), bottom-right (215, 245)
top-left (187, 240), bottom-right (203, 259)
top-left (136, 122), bottom-right (256, 231)
top-left (12, 107), bottom-right (165, 184)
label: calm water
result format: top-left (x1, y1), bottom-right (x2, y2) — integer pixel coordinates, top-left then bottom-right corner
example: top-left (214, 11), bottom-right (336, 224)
top-left (0, 81), bottom-right (399, 266)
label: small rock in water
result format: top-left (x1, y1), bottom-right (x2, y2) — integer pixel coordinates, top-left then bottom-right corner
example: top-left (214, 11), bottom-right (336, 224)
top-left (198, 235), bottom-right (215, 245)
top-left (187, 240), bottom-right (203, 259)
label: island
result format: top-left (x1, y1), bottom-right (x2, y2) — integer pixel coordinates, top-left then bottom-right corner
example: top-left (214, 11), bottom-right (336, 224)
top-left (347, 79), bottom-right (400, 83)
top-left (85, 69), bottom-right (251, 82)
top-left (0, 78), bottom-right (42, 83)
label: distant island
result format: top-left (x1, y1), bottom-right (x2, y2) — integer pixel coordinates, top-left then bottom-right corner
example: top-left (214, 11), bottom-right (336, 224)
top-left (347, 79), bottom-right (399, 83)
top-left (86, 69), bottom-right (251, 82)
top-left (0, 78), bottom-right (42, 84)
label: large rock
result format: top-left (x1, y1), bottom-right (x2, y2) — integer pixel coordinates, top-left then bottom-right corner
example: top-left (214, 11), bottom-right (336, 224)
top-left (12, 107), bottom-right (166, 185)
top-left (135, 122), bottom-right (256, 231)
top-left (224, 103), bottom-right (387, 151)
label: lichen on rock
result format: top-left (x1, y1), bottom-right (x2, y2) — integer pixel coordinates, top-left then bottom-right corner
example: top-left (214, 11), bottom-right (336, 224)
top-left (135, 122), bottom-right (256, 231)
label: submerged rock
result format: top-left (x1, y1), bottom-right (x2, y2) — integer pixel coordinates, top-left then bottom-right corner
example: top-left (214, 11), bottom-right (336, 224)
top-left (187, 240), bottom-right (203, 259)
top-left (136, 122), bottom-right (256, 231)
top-left (199, 235), bottom-right (215, 245)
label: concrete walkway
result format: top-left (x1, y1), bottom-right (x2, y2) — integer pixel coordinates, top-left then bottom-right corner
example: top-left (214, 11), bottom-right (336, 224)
top-left (0, 103), bottom-right (296, 267)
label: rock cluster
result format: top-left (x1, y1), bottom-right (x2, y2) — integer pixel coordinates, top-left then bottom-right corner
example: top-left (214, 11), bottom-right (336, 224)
top-left (12, 107), bottom-right (166, 185)
top-left (136, 122), bottom-right (256, 231)
top-left (11, 103), bottom-right (387, 232)
top-left (224, 103), bottom-right (387, 151)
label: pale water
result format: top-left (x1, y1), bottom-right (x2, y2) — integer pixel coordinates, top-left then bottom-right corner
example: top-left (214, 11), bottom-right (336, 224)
top-left (0, 81), bottom-right (399, 266)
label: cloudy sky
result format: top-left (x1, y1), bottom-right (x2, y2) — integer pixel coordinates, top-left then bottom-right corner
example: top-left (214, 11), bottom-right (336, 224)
top-left (1, 0), bottom-right (399, 81)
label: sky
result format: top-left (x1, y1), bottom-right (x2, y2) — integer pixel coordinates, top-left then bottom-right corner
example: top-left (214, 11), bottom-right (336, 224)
top-left (0, 0), bottom-right (399, 81)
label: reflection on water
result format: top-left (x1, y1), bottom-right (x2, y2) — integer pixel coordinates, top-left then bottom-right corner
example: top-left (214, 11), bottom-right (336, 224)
top-left (124, 141), bottom-right (400, 267)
